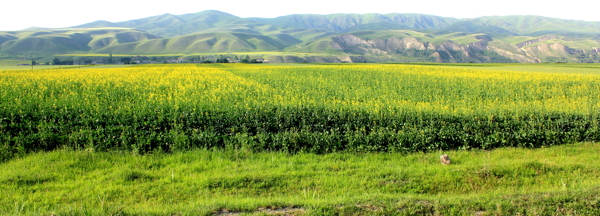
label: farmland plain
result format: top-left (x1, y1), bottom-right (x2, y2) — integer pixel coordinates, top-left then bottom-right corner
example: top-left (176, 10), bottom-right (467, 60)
top-left (1, 63), bottom-right (600, 215)
top-left (2, 63), bottom-right (600, 157)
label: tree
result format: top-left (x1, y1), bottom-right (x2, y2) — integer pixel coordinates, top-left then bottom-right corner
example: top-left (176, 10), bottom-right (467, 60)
top-left (239, 55), bottom-right (251, 63)
top-left (52, 57), bottom-right (61, 65)
top-left (62, 59), bottom-right (74, 65)
top-left (215, 55), bottom-right (229, 63)
top-left (121, 57), bottom-right (131, 64)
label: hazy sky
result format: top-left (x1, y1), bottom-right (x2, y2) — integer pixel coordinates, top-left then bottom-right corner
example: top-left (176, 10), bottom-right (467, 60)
top-left (2, 0), bottom-right (599, 31)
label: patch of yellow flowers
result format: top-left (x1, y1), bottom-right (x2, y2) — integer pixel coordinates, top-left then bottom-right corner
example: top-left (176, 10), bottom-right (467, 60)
top-left (2, 63), bottom-right (599, 116)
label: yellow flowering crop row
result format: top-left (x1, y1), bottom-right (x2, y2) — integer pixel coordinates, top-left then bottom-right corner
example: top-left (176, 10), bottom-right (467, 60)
top-left (1, 63), bottom-right (599, 155)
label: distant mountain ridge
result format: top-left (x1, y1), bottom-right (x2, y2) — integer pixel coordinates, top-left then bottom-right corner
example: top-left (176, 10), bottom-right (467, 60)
top-left (438, 16), bottom-right (600, 36)
top-left (247, 13), bottom-right (458, 32)
top-left (1, 10), bottom-right (600, 63)
top-left (73, 10), bottom-right (247, 37)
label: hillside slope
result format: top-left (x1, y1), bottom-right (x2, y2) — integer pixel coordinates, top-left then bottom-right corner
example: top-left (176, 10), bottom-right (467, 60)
top-left (286, 30), bottom-right (600, 63)
top-left (247, 13), bottom-right (458, 32)
top-left (74, 10), bottom-right (251, 37)
top-left (0, 28), bottom-right (160, 53)
top-left (93, 32), bottom-right (290, 54)
top-left (441, 16), bottom-right (600, 37)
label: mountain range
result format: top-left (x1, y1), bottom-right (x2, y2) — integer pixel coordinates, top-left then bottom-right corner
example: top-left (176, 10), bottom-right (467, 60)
top-left (2, 10), bottom-right (600, 63)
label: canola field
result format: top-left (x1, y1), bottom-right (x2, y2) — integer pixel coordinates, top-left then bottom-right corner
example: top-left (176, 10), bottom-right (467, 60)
top-left (1, 63), bottom-right (600, 160)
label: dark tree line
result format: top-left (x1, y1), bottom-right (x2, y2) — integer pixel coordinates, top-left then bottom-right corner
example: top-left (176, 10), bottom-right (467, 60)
top-left (187, 55), bottom-right (261, 63)
top-left (52, 57), bottom-right (73, 65)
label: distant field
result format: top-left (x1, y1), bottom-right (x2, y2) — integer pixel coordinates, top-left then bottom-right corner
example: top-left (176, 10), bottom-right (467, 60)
top-left (413, 63), bottom-right (600, 74)
top-left (0, 64), bottom-right (132, 70)
top-left (58, 52), bottom-right (356, 57)
top-left (57, 53), bottom-right (190, 57)
top-left (0, 59), bottom-right (100, 70)
top-left (0, 59), bottom-right (32, 66)
top-left (0, 65), bottom-right (49, 70)
top-left (74, 64), bottom-right (133, 69)
top-left (0, 65), bottom-right (76, 70)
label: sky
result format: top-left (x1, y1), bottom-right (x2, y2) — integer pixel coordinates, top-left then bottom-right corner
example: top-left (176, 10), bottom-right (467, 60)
top-left (2, 0), bottom-right (599, 31)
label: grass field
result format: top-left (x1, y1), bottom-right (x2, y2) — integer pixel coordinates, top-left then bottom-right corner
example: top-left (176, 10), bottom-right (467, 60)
top-left (2, 143), bottom-right (600, 215)
top-left (1, 63), bottom-right (600, 214)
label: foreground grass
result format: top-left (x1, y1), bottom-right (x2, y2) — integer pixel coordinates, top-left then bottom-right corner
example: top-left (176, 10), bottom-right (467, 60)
top-left (1, 143), bottom-right (600, 215)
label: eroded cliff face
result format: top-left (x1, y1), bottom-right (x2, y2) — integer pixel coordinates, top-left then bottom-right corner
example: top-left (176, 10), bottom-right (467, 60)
top-left (330, 34), bottom-right (500, 63)
top-left (331, 35), bottom-right (430, 54)
top-left (523, 43), bottom-right (579, 56)
top-left (327, 34), bottom-right (599, 63)
top-left (516, 35), bottom-right (559, 48)
top-left (487, 46), bottom-right (538, 63)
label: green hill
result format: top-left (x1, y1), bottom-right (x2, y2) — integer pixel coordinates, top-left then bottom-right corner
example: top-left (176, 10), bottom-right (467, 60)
top-left (247, 13), bottom-right (457, 32)
top-left (341, 22), bottom-right (411, 32)
top-left (434, 21), bottom-right (517, 37)
top-left (93, 32), bottom-right (289, 54)
top-left (0, 28), bottom-right (160, 53)
top-left (3, 10), bottom-right (600, 63)
top-left (74, 10), bottom-right (250, 37)
top-left (439, 16), bottom-right (600, 37)
top-left (0, 34), bottom-right (18, 45)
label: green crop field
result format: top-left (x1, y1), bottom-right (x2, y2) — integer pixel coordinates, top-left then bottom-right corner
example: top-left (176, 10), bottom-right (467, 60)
top-left (2, 63), bottom-right (600, 157)
top-left (1, 63), bottom-right (600, 215)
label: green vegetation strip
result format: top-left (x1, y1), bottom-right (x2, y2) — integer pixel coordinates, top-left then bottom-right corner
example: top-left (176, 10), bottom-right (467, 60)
top-left (399, 63), bottom-right (600, 74)
top-left (2, 64), bottom-right (600, 160)
top-left (56, 52), bottom-right (348, 57)
top-left (1, 143), bottom-right (600, 215)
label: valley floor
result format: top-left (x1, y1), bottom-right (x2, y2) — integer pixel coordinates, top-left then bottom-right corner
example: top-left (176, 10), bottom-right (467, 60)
top-left (2, 143), bottom-right (600, 215)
